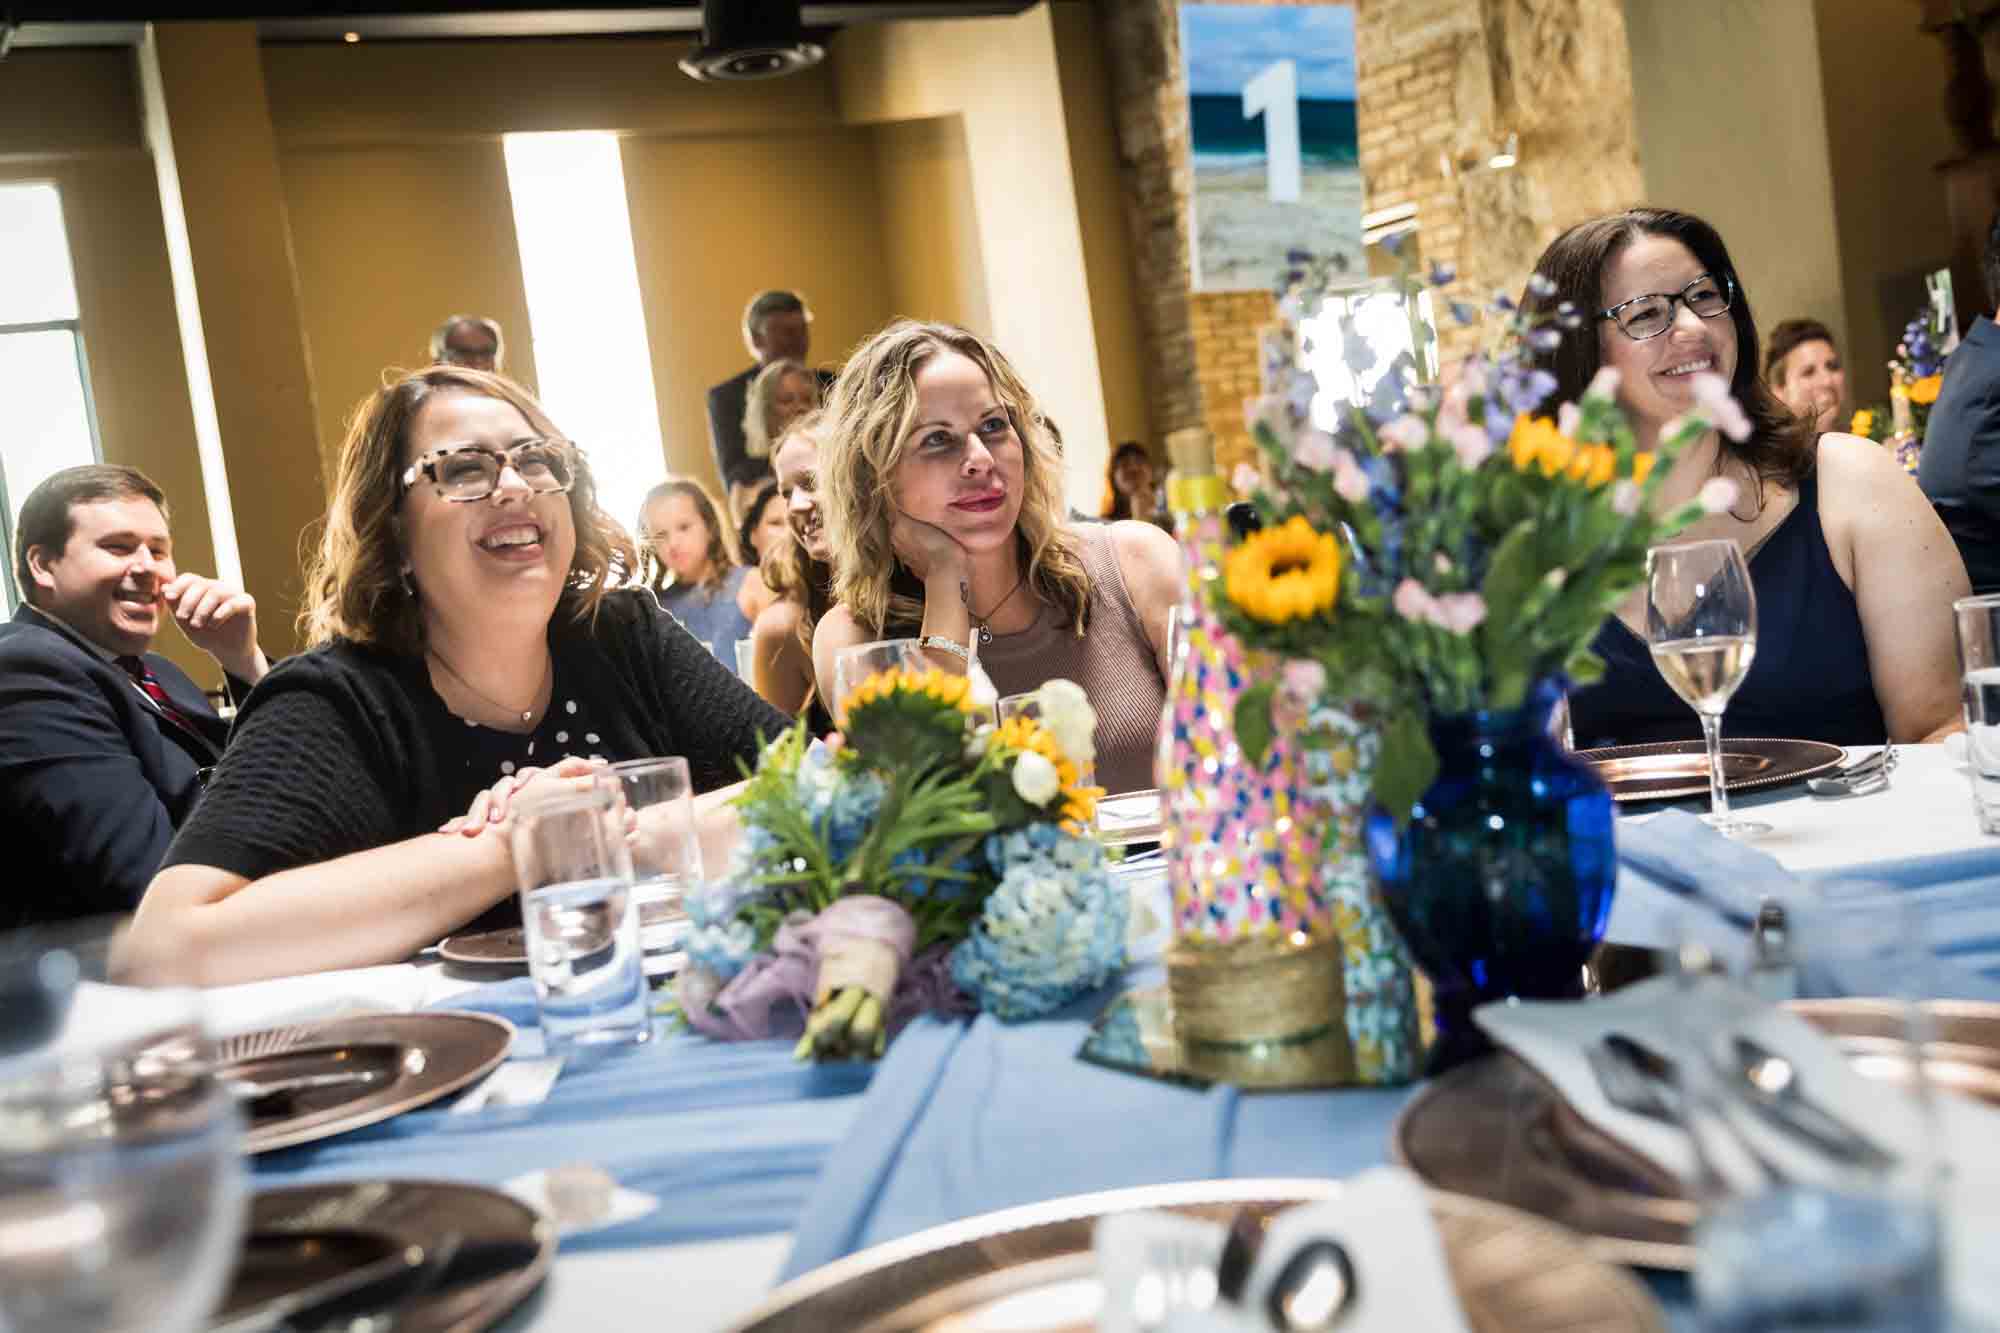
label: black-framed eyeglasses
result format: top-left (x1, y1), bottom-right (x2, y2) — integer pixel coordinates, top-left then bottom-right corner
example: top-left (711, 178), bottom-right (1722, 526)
top-left (1598, 273), bottom-right (1735, 341)
top-left (400, 439), bottom-right (577, 502)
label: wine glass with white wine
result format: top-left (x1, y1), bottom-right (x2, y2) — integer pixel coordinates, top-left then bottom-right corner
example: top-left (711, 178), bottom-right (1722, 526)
top-left (1645, 538), bottom-right (1768, 838)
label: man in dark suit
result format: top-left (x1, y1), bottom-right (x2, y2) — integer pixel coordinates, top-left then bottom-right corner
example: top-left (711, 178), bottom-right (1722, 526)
top-left (1921, 213), bottom-right (2000, 593)
top-left (706, 289), bottom-right (832, 518)
top-left (1, 464), bottom-right (269, 926)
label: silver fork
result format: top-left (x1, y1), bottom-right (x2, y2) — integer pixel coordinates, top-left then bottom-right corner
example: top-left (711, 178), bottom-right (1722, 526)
top-left (1806, 745), bottom-right (1898, 797)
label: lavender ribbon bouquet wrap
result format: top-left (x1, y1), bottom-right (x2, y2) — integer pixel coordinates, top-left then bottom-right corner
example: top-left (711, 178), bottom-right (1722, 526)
top-left (677, 671), bottom-right (1130, 1061)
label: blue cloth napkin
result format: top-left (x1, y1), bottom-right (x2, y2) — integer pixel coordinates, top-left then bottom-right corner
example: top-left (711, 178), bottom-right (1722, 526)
top-left (1613, 809), bottom-right (1792, 923)
top-left (249, 978), bottom-right (874, 1252)
top-left (780, 980), bottom-right (1413, 1280)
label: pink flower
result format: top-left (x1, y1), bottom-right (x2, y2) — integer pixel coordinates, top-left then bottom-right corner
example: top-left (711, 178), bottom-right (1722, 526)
top-left (1698, 476), bottom-right (1740, 514)
top-left (1429, 592), bottom-right (1488, 635)
top-left (1557, 401), bottom-right (1582, 438)
top-left (1611, 479), bottom-right (1642, 515)
top-left (1331, 448), bottom-right (1371, 502)
top-left (1231, 462), bottom-right (1262, 497)
top-left (1690, 373), bottom-right (1753, 443)
top-left (1272, 658), bottom-right (1327, 733)
top-left (1295, 429), bottom-right (1340, 472)
top-left (1393, 578), bottom-right (1438, 623)
top-left (1456, 359), bottom-right (1489, 399)
top-left (1586, 366), bottom-right (1623, 401)
top-left (1378, 413), bottom-right (1429, 451)
top-left (1448, 422), bottom-right (1493, 468)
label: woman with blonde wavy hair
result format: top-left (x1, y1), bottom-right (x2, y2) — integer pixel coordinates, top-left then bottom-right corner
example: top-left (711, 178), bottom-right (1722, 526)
top-left (733, 358), bottom-right (822, 519)
top-left (128, 365), bottom-right (787, 985)
top-left (812, 321), bottom-right (1182, 794)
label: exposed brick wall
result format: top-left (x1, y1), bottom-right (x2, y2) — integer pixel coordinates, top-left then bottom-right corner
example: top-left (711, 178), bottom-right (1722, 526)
top-left (1092, 0), bottom-right (1641, 474)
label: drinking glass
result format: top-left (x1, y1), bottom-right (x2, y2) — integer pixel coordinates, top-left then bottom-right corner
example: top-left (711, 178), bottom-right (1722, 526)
top-left (997, 690), bottom-right (1098, 799)
top-left (1675, 889), bottom-right (1943, 1332)
top-left (1645, 538), bottom-right (1767, 838)
top-left (733, 636), bottom-right (757, 681)
top-left (1952, 593), bottom-right (2000, 833)
top-left (510, 785), bottom-right (651, 1053)
top-left (831, 638), bottom-right (926, 723)
top-left (603, 757), bottom-right (702, 955)
top-left (0, 923), bottom-right (247, 1333)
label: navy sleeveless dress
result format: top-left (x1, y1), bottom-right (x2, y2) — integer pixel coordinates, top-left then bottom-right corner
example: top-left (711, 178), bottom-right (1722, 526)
top-left (1568, 470), bottom-right (1887, 749)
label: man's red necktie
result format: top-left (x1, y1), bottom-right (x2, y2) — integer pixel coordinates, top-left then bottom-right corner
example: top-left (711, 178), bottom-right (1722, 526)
top-left (116, 655), bottom-right (199, 735)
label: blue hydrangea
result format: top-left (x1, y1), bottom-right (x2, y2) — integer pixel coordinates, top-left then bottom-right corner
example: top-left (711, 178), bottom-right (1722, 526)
top-left (952, 824), bottom-right (1128, 1021)
top-left (684, 873), bottom-right (761, 979)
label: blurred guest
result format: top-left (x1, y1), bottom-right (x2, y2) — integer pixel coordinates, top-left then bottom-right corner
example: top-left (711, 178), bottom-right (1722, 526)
top-left (813, 321), bottom-right (1182, 795)
top-left (128, 366), bottom-right (788, 985)
top-left (737, 358), bottom-right (823, 518)
top-left (1764, 318), bottom-right (1848, 433)
top-left (706, 291), bottom-right (834, 520)
top-left (429, 315), bottom-right (504, 373)
top-left (637, 478), bottom-right (770, 668)
top-left (1921, 211), bottom-right (2000, 594)
top-left (1100, 440), bottom-right (1172, 532)
top-left (737, 481), bottom-right (789, 568)
top-left (1524, 207), bottom-right (1965, 749)
top-left (748, 414), bottom-right (838, 732)
top-left (0, 465), bottom-right (268, 926)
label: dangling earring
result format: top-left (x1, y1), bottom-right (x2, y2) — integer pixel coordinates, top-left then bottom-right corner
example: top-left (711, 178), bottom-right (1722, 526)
top-left (399, 566), bottom-right (416, 599)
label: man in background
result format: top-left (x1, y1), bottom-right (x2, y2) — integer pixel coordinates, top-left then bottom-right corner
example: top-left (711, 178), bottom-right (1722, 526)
top-left (430, 314), bottom-right (505, 373)
top-left (706, 290), bottom-right (832, 516)
top-left (0, 465), bottom-right (269, 925)
top-left (1921, 213), bottom-right (2000, 593)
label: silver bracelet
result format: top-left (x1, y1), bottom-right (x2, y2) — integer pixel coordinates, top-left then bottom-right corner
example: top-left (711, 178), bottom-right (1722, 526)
top-left (920, 635), bottom-right (971, 663)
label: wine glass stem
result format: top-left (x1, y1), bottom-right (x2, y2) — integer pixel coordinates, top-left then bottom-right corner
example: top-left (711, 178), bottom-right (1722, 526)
top-left (1701, 710), bottom-right (1731, 825)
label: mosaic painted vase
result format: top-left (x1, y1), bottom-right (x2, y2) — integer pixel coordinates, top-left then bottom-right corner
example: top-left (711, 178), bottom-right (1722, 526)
top-left (1155, 490), bottom-right (1421, 1086)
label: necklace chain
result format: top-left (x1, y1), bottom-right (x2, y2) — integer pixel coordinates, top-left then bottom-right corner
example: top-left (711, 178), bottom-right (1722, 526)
top-left (429, 645), bottom-right (550, 727)
top-left (962, 573), bottom-right (1027, 646)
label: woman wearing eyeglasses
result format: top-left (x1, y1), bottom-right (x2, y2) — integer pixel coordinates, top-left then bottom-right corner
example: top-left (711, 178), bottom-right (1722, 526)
top-left (125, 366), bottom-right (790, 984)
top-left (1524, 207), bottom-right (1966, 750)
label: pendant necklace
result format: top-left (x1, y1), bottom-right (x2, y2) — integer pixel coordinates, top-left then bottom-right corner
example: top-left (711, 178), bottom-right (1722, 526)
top-left (962, 573), bottom-right (1027, 645)
top-left (429, 645), bottom-right (551, 727)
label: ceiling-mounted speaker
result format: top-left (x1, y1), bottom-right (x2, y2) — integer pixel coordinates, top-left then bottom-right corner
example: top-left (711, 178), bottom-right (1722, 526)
top-left (678, 0), bottom-right (824, 82)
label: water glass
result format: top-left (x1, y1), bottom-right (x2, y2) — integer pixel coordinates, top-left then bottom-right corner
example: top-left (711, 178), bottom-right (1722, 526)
top-left (733, 636), bottom-right (757, 681)
top-left (831, 638), bottom-right (926, 723)
top-left (0, 928), bottom-right (247, 1333)
top-left (997, 691), bottom-right (1097, 799)
top-left (1676, 891), bottom-right (1942, 1332)
top-left (603, 757), bottom-right (702, 955)
top-left (510, 786), bottom-right (650, 1053)
top-left (1953, 593), bottom-right (2000, 834)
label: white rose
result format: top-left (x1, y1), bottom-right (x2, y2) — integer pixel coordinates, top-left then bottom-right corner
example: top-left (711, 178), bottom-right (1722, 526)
top-left (1036, 680), bottom-right (1097, 766)
top-left (1011, 750), bottom-right (1062, 806)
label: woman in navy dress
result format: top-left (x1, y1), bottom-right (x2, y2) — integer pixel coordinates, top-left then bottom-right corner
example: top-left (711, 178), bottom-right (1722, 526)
top-left (1523, 209), bottom-right (1967, 748)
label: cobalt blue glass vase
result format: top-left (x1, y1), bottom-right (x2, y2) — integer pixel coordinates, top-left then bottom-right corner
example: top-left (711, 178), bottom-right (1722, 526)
top-left (1363, 684), bottom-right (1616, 1074)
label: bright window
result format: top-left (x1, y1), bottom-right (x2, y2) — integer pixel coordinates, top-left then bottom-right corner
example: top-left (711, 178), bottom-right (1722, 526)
top-left (501, 133), bottom-right (666, 534)
top-left (0, 182), bottom-right (100, 612)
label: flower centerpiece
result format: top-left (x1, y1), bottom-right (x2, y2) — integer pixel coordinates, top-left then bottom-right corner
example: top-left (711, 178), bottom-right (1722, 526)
top-left (677, 671), bottom-right (1127, 1060)
top-left (1228, 249), bottom-right (1744, 1067)
top-left (1883, 306), bottom-right (1950, 476)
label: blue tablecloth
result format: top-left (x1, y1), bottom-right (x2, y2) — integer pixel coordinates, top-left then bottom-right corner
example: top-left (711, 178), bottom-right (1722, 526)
top-left (249, 978), bottom-right (872, 1252)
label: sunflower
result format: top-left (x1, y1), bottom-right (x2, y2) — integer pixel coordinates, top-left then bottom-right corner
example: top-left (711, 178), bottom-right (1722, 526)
top-left (1224, 515), bottom-right (1341, 627)
top-left (993, 715), bottom-right (1101, 826)
top-left (1909, 374), bottom-right (1943, 406)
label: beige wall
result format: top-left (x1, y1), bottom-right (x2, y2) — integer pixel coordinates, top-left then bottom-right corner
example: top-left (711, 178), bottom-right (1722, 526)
top-left (0, 50), bottom-right (218, 684)
top-left (1624, 0), bottom-right (1847, 365)
top-left (623, 129), bottom-right (896, 486)
top-left (280, 142), bottom-right (539, 477)
top-left (834, 5), bottom-right (1116, 512)
top-left (868, 116), bottom-right (992, 335)
top-left (1813, 0), bottom-right (1959, 406)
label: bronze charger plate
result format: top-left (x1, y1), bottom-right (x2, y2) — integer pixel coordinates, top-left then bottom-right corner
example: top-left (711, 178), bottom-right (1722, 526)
top-left (1392, 999), bottom-right (2000, 1269)
top-left (1577, 737), bottom-right (1844, 802)
top-left (213, 1179), bottom-right (555, 1333)
top-left (725, 1178), bottom-right (1663, 1332)
top-left (217, 1011), bottom-right (513, 1154)
top-left (439, 924), bottom-right (685, 977)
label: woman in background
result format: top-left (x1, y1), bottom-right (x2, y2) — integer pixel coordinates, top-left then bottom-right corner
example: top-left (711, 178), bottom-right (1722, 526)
top-left (734, 358), bottom-right (823, 520)
top-left (812, 321), bottom-right (1181, 795)
top-left (1099, 439), bottom-right (1172, 532)
top-left (748, 415), bottom-right (838, 732)
top-left (1764, 317), bottom-right (1849, 434)
top-left (737, 480), bottom-right (788, 568)
top-left (638, 478), bottom-right (771, 668)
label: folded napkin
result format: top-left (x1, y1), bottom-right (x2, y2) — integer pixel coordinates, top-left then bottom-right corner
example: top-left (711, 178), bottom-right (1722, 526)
top-left (201, 964), bottom-right (437, 1038)
top-left (1615, 808), bottom-right (1797, 924)
top-left (1094, 1167), bottom-right (1469, 1333)
top-left (1477, 977), bottom-right (2000, 1327)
